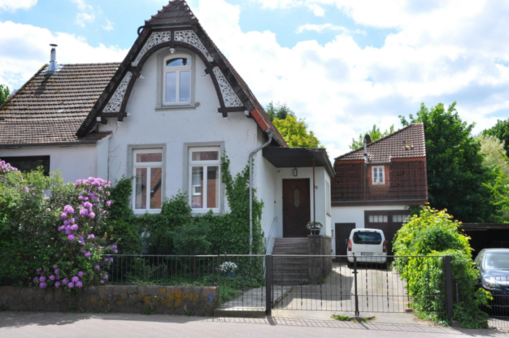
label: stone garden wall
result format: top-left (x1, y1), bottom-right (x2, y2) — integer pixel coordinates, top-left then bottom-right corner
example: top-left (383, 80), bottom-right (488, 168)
top-left (308, 235), bottom-right (333, 284)
top-left (0, 285), bottom-right (218, 316)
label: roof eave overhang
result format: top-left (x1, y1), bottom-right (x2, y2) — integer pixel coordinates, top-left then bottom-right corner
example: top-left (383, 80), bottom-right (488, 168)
top-left (263, 147), bottom-right (335, 177)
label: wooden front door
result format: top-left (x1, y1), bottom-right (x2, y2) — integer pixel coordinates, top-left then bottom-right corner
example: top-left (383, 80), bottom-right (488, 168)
top-left (335, 223), bottom-right (356, 256)
top-left (283, 179), bottom-right (311, 238)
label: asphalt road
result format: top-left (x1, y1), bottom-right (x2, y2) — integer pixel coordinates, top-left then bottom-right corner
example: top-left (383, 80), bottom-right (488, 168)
top-left (0, 312), bottom-right (507, 338)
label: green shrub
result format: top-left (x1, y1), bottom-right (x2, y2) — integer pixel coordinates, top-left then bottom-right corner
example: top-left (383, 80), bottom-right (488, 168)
top-left (393, 206), bottom-right (492, 328)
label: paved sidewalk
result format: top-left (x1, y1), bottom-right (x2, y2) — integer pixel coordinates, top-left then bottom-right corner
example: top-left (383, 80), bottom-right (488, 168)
top-left (0, 312), bottom-right (507, 338)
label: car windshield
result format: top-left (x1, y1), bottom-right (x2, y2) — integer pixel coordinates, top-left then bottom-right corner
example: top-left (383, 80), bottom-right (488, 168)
top-left (353, 232), bottom-right (382, 245)
top-left (484, 252), bottom-right (509, 270)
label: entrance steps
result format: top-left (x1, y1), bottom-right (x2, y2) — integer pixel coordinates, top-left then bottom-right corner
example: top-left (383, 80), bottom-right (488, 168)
top-left (272, 238), bottom-right (309, 285)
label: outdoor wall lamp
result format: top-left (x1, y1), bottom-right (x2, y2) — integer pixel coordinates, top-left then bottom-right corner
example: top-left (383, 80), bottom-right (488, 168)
top-left (293, 168), bottom-right (298, 177)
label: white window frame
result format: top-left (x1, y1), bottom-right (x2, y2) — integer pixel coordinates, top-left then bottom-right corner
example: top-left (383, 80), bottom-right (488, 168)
top-left (163, 54), bottom-right (192, 105)
top-left (372, 166), bottom-right (385, 185)
top-left (132, 149), bottom-right (163, 214)
top-left (189, 147), bottom-right (221, 213)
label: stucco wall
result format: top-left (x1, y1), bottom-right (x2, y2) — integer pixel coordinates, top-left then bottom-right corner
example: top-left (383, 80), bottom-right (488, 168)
top-left (99, 47), bottom-right (262, 215)
top-left (0, 145), bottom-right (97, 183)
top-left (330, 204), bottom-right (407, 254)
top-left (273, 167), bottom-right (331, 239)
top-left (95, 136), bottom-right (110, 180)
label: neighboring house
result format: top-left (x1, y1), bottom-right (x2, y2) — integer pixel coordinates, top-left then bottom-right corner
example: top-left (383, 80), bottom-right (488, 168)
top-left (331, 123), bottom-right (428, 255)
top-left (0, 0), bottom-right (334, 254)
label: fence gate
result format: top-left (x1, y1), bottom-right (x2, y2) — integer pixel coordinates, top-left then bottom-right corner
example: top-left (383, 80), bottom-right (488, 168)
top-left (266, 255), bottom-right (450, 318)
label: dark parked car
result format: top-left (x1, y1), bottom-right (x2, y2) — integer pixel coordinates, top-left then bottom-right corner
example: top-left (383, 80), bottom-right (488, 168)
top-left (474, 249), bottom-right (509, 308)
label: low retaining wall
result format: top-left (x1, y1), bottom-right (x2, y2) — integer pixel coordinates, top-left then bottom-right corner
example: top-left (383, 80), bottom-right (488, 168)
top-left (308, 235), bottom-right (333, 284)
top-left (0, 285), bottom-right (219, 316)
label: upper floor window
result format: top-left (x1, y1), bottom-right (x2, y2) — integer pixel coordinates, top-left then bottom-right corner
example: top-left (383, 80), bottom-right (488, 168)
top-left (164, 55), bottom-right (191, 105)
top-left (189, 147), bottom-right (220, 212)
top-left (372, 166), bottom-right (385, 185)
top-left (133, 149), bottom-right (163, 213)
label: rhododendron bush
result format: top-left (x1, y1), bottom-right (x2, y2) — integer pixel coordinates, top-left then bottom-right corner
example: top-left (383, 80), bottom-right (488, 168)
top-left (0, 160), bottom-right (117, 289)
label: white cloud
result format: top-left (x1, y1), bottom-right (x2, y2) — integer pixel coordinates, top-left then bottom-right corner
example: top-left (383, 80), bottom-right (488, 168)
top-left (0, 20), bottom-right (127, 91)
top-left (296, 23), bottom-right (365, 35)
top-left (70, 0), bottom-right (92, 11)
top-left (197, 0), bottom-right (509, 158)
top-left (75, 12), bottom-right (95, 27)
top-left (0, 0), bottom-right (36, 12)
top-left (102, 18), bottom-right (114, 31)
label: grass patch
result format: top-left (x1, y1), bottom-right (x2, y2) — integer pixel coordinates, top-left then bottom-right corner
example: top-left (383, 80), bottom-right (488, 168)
top-left (331, 314), bottom-right (375, 323)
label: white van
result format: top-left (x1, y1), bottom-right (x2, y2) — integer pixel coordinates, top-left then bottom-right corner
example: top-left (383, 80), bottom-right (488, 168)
top-left (347, 228), bottom-right (387, 267)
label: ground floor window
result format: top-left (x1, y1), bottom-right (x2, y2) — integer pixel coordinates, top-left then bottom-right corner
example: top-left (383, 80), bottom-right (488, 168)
top-left (189, 147), bottom-right (220, 212)
top-left (0, 156), bottom-right (50, 176)
top-left (133, 149), bottom-right (163, 212)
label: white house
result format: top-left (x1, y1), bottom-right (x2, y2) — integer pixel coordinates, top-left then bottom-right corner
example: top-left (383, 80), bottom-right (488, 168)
top-left (0, 0), bottom-right (334, 255)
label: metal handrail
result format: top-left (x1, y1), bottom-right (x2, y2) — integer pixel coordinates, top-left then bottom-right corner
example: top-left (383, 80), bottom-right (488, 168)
top-left (264, 216), bottom-right (277, 254)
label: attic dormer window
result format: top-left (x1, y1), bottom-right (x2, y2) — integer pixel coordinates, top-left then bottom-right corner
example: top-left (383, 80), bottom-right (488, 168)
top-left (372, 166), bottom-right (385, 185)
top-left (164, 55), bottom-right (191, 104)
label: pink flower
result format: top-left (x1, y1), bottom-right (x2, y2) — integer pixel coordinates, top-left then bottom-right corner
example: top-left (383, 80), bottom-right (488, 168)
top-left (71, 224), bottom-right (79, 231)
top-left (68, 235), bottom-right (75, 241)
top-left (63, 205), bottom-right (74, 214)
top-left (83, 202), bottom-right (93, 209)
top-left (78, 271), bottom-right (84, 277)
top-left (79, 209), bottom-right (88, 217)
top-left (87, 234), bottom-right (95, 239)
top-left (106, 200), bottom-right (113, 207)
top-left (89, 212), bottom-right (96, 219)
top-left (60, 212), bottom-right (67, 219)
top-left (85, 252), bottom-right (91, 257)
top-left (76, 281), bottom-right (83, 288)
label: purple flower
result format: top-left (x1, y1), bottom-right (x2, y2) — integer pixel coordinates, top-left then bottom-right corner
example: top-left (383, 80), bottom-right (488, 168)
top-left (69, 218), bottom-right (75, 224)
top-left (102, 210), bottom-right (107, 215)
top-left (33, 277), bottom-right (39, 283)
top-left (60, 212), bottom-right (67, 220)
top-left (79, 209), bottom-right (88, 217)
top-left (54, 268), bottom-right (60, 274)
top-left (36, 268), bottom-right (42, 274)
top-left (104, 258), bottom-right (109, 262)
top-left (39, 276), bottom-right (46, 282)
top-left (65, 228), bottom-right (72, 235)
top-left (97, 187), bottom-right (103, 191)
top-left (39, 282), bottom-right (47, 289)
top-left (104, 274), bottom-right (109, 280)
top-left (72, 276), bottom-right (79, 282)
top-left (95, 265), bottom-right (100, 270)
top-left (78, 271), bottom-right (84, 277)
top-left (106, 200), bottom-right (113, 207)
top-left (68, 234), bottom-right (75, 241)
top-left (63, 205), bottom-right (75, 214)
top-left (85, 252), bottom-right (91, 257)
top-left (68, 282), bottom-right (74, 289)
top-left (80, 249), bottom-right (86, 254)
top-left (78, 196), bottom-right (85, 200)
top-left (109, 258), bottom-right (114, 263)
top-left (83, 202), bottom-right (93, 209)
top-left (87, 234), bottom-right (95, 239)
top-left (100, 280), bottom-right (105, 284)
top-left (55, 254), bottom-right (61, 258)
top-left (55, 281), bottom-right (61, 288)
top-left (76, 281), bottom-right (83, 288)
top-left (49, 275), bottom-right (55, 281)
top-left (89, 212), bottom-right (96, 219)
top-left (71, 224), bottom-right (79, 231)
top-left (62, 278), bottom-right (69, 285)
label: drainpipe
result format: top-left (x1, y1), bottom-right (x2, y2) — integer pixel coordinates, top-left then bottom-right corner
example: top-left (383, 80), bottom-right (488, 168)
top-left (363, 136), bottom-right (368, 201)
top-left (249, 130), bottom-right (273, 255)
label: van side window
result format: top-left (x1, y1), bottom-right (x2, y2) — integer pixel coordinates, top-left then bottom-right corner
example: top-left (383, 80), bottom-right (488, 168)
top-left (353, 232), bottom-right (382, 245)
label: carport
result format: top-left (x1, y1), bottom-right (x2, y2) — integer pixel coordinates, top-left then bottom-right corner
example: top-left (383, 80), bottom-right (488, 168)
top-left (461, 223), bottom-right (509, 254)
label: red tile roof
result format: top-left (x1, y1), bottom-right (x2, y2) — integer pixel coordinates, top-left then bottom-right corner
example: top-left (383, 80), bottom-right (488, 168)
top-left (0, 63), bottom-right (119, 146)
top-left (336, 123), bottom-right (426, 163)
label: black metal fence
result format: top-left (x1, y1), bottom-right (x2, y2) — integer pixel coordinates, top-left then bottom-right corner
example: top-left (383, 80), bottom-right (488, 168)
top-left (456, 276), bottom-right (509, 329)
top-left (103, 254), bottom-right (456, 319)
top-left (104, 254), bottom-right (266, 309)
top-left (269, 255), bottom-right (446, 317)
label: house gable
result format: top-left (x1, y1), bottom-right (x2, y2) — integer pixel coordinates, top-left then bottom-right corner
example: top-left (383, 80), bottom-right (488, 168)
top-left (332, 123), bottom-right (428, 205)
top-left (77, 0), bottom-right (286, 147)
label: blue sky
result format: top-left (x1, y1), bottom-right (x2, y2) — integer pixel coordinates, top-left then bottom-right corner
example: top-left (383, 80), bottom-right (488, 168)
top-left (1, 0), bottom-right (509, 157)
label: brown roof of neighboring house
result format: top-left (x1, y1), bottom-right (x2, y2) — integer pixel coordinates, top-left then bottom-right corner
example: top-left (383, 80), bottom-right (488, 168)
top-left (0, 63), bottom-right (118, 146)
top-left (77, 0), bottom-right (287, 146)
top-left (336, 123), bottom-right (426, 163)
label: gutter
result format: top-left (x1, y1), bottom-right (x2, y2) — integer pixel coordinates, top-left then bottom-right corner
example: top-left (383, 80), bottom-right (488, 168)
top-left (248, 130), bottom-right (273, 255)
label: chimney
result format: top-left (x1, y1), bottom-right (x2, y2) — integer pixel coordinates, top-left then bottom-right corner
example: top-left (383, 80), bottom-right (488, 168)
top-left (363, 134), bottom-right (370, 161)
top-left (364, 134), bottom-right (372, 144)
top-left (49, 44), bottom-right (58, 73)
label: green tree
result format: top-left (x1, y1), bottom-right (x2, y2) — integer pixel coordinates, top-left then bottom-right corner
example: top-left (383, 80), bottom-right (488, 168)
top-left (266, 101), bottom-right (322, 148)
top-left (266, 102), bottom-right (295, 121)
top-left (0, 85), bottom-right (9, 106)
top-left (400, 102), bottom-right (499, 223)
top-left (482, 119), bottom-right (509, 154)
top-left (349, 124), bottom-right (395, 150)
top-left (273, 115), bottom-right (321, 148)
top-left (478, 134), bottom-right (509, 177)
